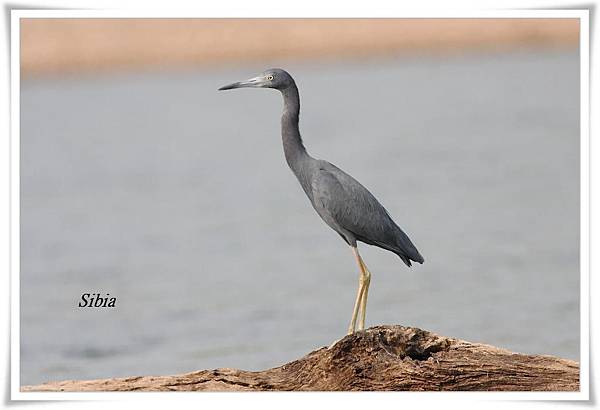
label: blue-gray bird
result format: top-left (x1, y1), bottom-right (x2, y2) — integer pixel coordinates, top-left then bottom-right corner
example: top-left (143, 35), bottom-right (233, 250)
top-left (219, 68), bottom-right (424, 334)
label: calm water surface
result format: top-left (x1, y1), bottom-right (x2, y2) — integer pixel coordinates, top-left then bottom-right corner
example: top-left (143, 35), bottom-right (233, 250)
top-left (21, 50), bottom-right (579, 385)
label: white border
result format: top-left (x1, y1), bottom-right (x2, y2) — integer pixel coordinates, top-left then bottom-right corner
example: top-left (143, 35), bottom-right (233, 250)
top-left (9, 8), bottom-right (590, 402)
top-left (6, 9), bottom-right (590, 18)
top-left (578, 9), bottom-right (590, 405)
top-left (10, 7), bottom-right (21, 403)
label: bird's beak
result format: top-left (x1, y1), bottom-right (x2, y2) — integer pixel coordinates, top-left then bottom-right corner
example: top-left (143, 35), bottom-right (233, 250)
top-left (218, 75), bottom-right (266, 91)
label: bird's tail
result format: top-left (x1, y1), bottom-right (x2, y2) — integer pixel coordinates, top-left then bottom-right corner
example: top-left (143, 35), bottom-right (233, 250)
top-left (394, 226), bottom-right (424, 267)
top-left (398, 251), bottom-right (424, 267)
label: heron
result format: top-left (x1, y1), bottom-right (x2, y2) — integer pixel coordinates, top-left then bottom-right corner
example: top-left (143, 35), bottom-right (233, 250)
top-left (219, 68), bottom-right (424, 335)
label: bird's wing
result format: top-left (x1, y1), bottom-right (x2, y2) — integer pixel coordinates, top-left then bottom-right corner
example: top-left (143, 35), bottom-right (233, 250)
top-left (311, 161), bottom-right (424, 265)
top-left (311, 162), bottom-right (399, 246)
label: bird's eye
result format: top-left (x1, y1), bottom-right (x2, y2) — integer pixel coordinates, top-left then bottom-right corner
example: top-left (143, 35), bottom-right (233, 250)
top-left (267, 75), bottom-right (274, 81)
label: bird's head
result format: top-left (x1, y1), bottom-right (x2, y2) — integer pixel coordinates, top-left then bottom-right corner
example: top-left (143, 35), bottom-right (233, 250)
top-left (218, 68), bottom-right (295, 92)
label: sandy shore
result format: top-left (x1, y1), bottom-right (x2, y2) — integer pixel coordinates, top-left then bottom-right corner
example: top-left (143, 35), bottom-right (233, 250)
top-left (20, 18), bottom-right (578, 77)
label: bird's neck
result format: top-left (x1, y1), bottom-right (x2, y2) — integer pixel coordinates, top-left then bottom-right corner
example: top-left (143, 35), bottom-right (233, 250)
top-left (280, 83), bottom-right (309, 172)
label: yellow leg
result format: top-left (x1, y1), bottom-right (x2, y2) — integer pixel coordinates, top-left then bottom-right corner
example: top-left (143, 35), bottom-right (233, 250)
top-left (348, 247), bottom-right (371, 334)
top-left (358, 257), bottom-right (371, 331)
top-left (347, 259), bottom-right (365, 335)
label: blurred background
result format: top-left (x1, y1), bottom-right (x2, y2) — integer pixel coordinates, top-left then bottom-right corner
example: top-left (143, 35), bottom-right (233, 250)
top-left (20, 18), bottom-right (580, 386)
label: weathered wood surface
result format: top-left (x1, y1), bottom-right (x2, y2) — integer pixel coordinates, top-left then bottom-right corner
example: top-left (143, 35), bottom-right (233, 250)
top-left (22, 325), bottom-right (579, 392)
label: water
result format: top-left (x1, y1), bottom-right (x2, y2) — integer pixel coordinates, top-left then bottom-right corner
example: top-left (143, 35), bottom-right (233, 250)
top-left (20, 50), bottom-right (580, 386)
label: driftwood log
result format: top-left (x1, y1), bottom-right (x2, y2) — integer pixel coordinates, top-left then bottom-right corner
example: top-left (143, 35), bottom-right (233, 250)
top-left (22, 325), bottom-right (579, 392)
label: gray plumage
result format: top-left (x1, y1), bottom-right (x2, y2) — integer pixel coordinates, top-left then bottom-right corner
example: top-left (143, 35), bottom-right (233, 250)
top-left (219, 68), bottom-right (423, 267)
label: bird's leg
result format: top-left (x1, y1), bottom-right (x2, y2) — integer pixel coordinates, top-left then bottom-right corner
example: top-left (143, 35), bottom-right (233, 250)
top-left (348, 247), bottom-right (366, 335)
top-left (347, 271), bottom-right (365, 335)
top-left (348, 246), bottom-right (365, 335)
top-left (357, 255), bottom-right (372, 331)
